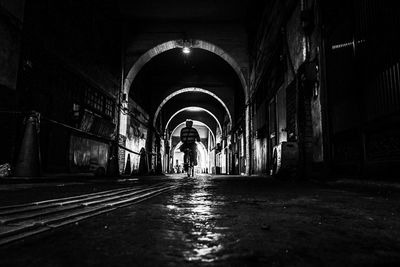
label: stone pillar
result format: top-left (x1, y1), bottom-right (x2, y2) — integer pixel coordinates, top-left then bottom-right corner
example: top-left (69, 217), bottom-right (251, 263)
top-left (245, 104), bottom-right (251, 175)
top-left (118, 134), bottom-right (127, 174)
top-left (138, 148), bottom-right (148, 175)
top-left (118, 101), bottom-right (128, 174)
top-left (14, 111), bottom-right (41, 177)
top-left (155, 135), bottom-right (162, 174)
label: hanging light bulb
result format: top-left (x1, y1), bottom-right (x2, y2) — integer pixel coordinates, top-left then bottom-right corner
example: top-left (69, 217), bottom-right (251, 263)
top-left (182, 46), bottom-right (191, 54)
top-left (182, 39), bottom-right (191, 54)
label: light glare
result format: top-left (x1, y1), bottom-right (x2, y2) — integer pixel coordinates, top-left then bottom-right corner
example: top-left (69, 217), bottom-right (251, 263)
top-left (187, 107), bottom-right (202, 112)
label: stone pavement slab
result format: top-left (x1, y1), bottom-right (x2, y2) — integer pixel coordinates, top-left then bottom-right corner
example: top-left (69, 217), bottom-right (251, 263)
top-left (0, 174), bottom-right (399, 266)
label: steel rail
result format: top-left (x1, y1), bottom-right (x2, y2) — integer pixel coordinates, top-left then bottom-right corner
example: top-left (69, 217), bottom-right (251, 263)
top-left (0, 183), bottom-right (177, 246)
top-left (0, 183), bottom-right (166, 216)
top-left (0, 184), bottom-right (168, 224)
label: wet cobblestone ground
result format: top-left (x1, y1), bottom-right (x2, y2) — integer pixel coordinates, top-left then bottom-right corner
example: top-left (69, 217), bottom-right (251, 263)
top-left (1, 174), bottom-right (400, 266)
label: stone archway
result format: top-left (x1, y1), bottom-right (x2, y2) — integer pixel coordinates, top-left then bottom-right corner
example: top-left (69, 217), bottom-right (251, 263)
top-left (153, 87), bottom-right (232, 128)
top-left (123, 39), bottom-right (248, 98)
top-left (170, 120), bottom-right (216, 145)
top-left (170, 121), bottom-right (214, 174)
top-left (164, 107), bottom-right (222, 137)
top-left (120, 40), bottom-right (250, 175)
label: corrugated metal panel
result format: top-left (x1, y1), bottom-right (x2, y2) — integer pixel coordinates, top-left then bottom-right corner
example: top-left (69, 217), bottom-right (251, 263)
top-left (355, 0), bottom-right (400, 121)
top-left (366, 62), bottom-right (400, 121)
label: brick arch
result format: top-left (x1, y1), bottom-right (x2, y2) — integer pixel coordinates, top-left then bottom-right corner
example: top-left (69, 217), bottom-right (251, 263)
top-left (124, 39), bottom-right (248, 99)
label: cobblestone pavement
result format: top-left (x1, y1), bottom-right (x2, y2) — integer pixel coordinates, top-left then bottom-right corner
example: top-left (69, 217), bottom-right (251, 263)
top-left (0, 174), bottom-right (400, 266)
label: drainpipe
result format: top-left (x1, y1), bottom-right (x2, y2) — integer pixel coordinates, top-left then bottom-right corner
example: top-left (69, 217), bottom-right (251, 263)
top-left (245, 100), bottom-right (251, 176)
top-left (314, 0), bottom-right (331, 172)
top-left (301, 0), bottom-right (312, 61)
top-left (298, 0), bottom-right (312, 179)
top-left (109, 21), bottom-right (125, 177)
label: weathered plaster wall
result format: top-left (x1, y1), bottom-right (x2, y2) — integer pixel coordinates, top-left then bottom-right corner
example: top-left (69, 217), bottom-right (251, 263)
top-left (286, 0), bottom-right (324, 165)
top-left (22, 1), bottom-right (121, 98)
top-left (0, 0), bottom-right (24, 165)
top-left (249, 0), bottom-right (325, 175)
top-left (0, 0), bottom-right (24, 91)
top-left (119, 98), bottom-right (150, 174)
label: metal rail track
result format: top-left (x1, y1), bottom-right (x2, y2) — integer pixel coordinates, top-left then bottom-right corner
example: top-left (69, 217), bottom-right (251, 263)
top-left (0, 183), bottom-right (177, 246)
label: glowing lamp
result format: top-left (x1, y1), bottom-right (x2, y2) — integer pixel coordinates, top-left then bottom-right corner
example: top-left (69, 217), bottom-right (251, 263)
top-left (182, 46), bottom-right (191, 54)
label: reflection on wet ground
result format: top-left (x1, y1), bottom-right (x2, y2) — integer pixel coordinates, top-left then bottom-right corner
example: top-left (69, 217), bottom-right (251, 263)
top-left (164, 175), bottom-right (226, 262)
top-left (1, 174), bottom-right (400, 266)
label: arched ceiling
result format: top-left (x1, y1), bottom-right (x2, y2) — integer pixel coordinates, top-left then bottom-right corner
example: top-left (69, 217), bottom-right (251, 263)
top-left (170, 121), bottom-right (213, 138)
top-left (118, 0), bottom-right (268, 137)
top-left (171, 123), bottom-right (209, 139)
top-left (170, 122), bottom-right (211, 150)
top-left (153, 87), bottom-right (232, 128)
top-left (129, 47), bottom-right (244, 122)
top-left (120, 0), bottom-right (253, 91)
top-left (156, 92), bottom-right (227, 131)
top-left (166, 109), bottom-right (219, 137)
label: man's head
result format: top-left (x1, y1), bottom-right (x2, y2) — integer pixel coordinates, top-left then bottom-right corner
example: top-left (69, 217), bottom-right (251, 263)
top-left (185, 119), bottom-right (193, 128)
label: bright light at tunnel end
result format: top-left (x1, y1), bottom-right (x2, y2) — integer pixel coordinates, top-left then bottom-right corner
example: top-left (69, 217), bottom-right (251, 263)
top-left (182, 46), bottom-right (191, 54)
top-left (187, 107), bottom-right (202, 112)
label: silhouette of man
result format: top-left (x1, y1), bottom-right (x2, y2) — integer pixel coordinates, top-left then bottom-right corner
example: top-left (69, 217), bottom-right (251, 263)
top-left (180, 120), bottom-right (200, 165)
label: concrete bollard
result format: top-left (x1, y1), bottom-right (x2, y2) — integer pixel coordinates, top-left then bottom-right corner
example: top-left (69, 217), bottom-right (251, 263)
top-left (106, 143), bottom-right (120, 177)
top-left (124, 153), bottom-right (131, 175)
top-left (155, 153), bottom-right (162, 174)
top-left (138, 148), bottom-right (148, 175)
top-left (14, 111), bottom-right (41, 177)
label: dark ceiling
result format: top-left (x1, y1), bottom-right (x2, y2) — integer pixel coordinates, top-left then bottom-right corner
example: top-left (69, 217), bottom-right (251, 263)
top-left (114, 0), bottom-right (269, 134)
top-left (117, 0), bottom-right (251, 22)
top-left (22, 0), bottom-right (267, 134)
top-left (110, 0), bottom-right (266, 132)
